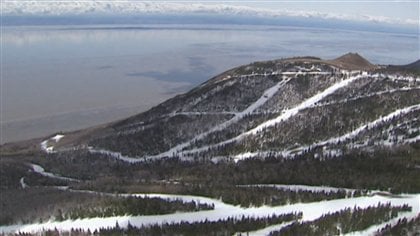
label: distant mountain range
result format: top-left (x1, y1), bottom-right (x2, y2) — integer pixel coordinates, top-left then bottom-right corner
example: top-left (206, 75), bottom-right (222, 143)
top-left (3, 2), bottom-right (417, 34)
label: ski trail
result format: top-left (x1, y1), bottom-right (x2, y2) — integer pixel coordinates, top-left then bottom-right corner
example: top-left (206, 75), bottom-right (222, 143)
top-left (89, 148), bottom-right (146, 163)
top-left (311, 87), bottom-right (420, 108)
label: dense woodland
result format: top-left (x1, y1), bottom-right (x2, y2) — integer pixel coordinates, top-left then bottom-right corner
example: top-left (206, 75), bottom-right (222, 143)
top-left (7, 213), bottom-right (301, 236)
top-left (50, 144), bottom-right (420, 194)
top-left (0, 188), bottom-right (213, 226)
top-left (54, 195), bottom-right (213, 221)
top-left (182, 185), bottom-right (360, 207)
top-left (376, 214), bottom-right (420, 235)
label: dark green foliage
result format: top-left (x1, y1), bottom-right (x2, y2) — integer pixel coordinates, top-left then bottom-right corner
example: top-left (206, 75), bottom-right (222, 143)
top-left (14, 213), bottom-right (302, 236)
top-left (0, 188), bottom-right (213, 226)
top-left (0, 159), bottom-right (30, 189)
top-left (182, 185), bottom-right (353, 207)
top-left (270, 203), bottom-right (412, 235)
top-left (90, 114), bottom-right (233, 157)
top-left (56, 196), bottom-right (213, 220)
top-left (376, 214), bottom-right (420, 235)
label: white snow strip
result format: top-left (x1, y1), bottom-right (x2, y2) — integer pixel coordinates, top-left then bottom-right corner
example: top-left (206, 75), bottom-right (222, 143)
top-left (401, 135), bottom-right (420, 144)
top-left (20, 177), bottom-right (28, 189)
top-left (242, 221), bottom-right (295, 236)
top-left (230, 151), bottom-right (295, 162)
top-left (51, 134), bottom-right (65, 142)
top-left (88, 148), bottom-right (145, 163)
top-left (1, 192), bottom-right (418, 234)
top-left (388, 74), bottom-right (419, 83)
top-left (311, 87), bottom-right (420, 108)
top-left (31, 164), bottom-right (80, 182)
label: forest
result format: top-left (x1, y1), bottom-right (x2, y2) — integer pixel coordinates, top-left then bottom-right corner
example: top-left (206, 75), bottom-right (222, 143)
top-left (7, 213), bottom-right (301, 236)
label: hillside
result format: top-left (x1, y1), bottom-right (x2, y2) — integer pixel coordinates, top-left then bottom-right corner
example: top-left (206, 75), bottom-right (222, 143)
top-left (384, 59), bottom-right (420, 75)
top-left (1, 53), bottom-right (419, 235)
top-left (39, 53), bottom-right (419, 162)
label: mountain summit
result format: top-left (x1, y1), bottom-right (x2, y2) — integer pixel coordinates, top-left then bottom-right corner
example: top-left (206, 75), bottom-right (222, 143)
top-left (329, 52), bottom-right (377, 70)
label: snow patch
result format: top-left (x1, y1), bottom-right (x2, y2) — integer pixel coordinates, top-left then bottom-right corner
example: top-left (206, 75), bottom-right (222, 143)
top-left (20, 177), bottom-right (28, 189)
top-left (40, 134), bottom-right (65, 153)
top-left (51, 134), bottom-right (64, 142)
top-left (31, 163), bottom-right (80, 182)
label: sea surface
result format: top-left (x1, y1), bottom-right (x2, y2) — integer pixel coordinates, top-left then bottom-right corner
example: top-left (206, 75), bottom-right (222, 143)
top-left (2, 24), bottom-right (418, 143)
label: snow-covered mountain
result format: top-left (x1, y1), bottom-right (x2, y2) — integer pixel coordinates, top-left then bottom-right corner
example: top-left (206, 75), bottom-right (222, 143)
top-left (43, 53), bottom-right (420, 163)
top-left (2, 1), bottom-right (416, 26)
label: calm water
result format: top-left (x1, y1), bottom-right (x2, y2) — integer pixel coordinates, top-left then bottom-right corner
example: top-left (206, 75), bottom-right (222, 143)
top-left (2, 24), bottom-right (418, 143)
